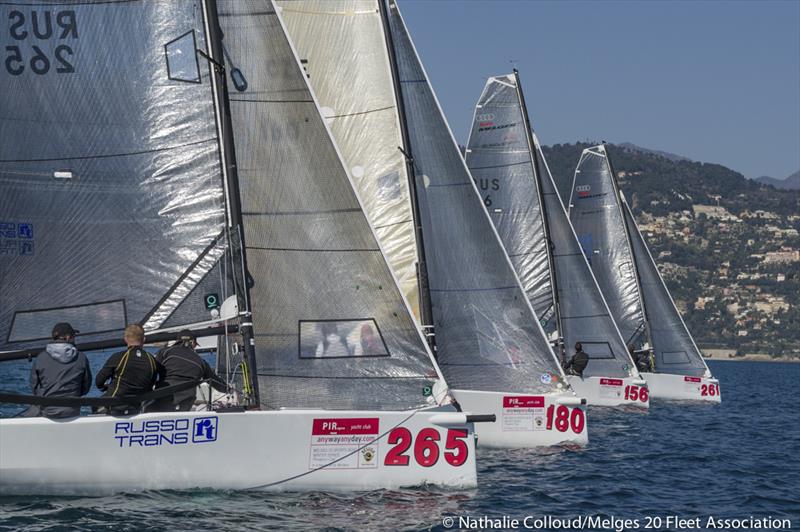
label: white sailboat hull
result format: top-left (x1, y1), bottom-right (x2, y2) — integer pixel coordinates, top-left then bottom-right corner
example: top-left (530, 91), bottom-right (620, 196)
top-left (641, 372), bottom-right (721, 403)
top-left (452, 389), bottom-right (588, 448)
top-left (566, 376), bottom-right (650, 409)
top-left (0, 409), bottom-right (478, 496)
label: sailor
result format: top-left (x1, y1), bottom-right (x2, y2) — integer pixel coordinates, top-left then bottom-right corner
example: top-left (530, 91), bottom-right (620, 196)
top-left (96, 324), bottom-right (164, 415)
top-left (152, 330), bottom-right (228, 411)
top-left (630, 344), bottom-right (650, 373)
top-left (563, 342), bottom-right (590, 378)
top-left (26, 322), bottom-right (92, 419)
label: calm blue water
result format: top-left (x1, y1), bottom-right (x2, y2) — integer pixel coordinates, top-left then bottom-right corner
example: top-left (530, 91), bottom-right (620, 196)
top-left (1, 360), bottom-right (798, 531)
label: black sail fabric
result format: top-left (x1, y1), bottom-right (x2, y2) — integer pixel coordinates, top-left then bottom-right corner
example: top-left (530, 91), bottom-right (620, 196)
top-left (569, 147), bottom-right (648, 349)
top-left (465, 76), bottom-right (636, 378)
top-left (386, 2), bottom-right (564, 393)
top-left (622, 203), bottom-right (709, 376)
top-left (0, 1), bottom-right (230, 353)
top-left (216, 0), bottom-right (443, 410)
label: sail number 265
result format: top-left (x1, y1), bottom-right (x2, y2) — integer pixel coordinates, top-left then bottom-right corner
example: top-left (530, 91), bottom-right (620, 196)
top-left (5, 10), bottom-right (78, 76)
top-left (384, 428), bottom-right (469, 467)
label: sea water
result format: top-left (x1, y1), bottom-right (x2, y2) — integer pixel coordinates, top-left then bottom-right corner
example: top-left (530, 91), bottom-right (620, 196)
top-left (0, 360), bottom-right (797, 531)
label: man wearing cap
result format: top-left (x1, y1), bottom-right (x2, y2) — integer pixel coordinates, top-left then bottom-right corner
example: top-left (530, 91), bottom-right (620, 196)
top-left (96, 324), bottom-right (165, 415)
top-left (152, 330), bottom-right (228, 411)
top-left (27, 322), bottom-right (92, 418)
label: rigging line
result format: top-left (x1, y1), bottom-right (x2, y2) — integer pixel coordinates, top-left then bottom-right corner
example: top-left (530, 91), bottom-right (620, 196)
top-left (246, 246), bottom-right (380, 253)
top-left (255, 373), bottom-right (431, 380)
top-left (560, 313), bottom-right (613, 320)
top-left (327, 105), bottom-right (396, 119)
top-left (374, 218), bottom-right (413, 230)
top-left (0, 138), bottom-right (217, 164)
top-left (244, 409), bottom-right (421, 490)
top-left (229, 98), bottom-right (314, 103)
top-left (467, 160), bottom-right (530, 171)
top-left (242, 208), bottom-right (361, 216)
top-left (552, 252), bottom-right (585, 258)
top-left (430, 286), bottom-right (517, 293)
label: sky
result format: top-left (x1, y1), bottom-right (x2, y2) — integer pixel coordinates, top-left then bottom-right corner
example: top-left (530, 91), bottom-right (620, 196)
top-left (399, 0), bottom-right (800, 180)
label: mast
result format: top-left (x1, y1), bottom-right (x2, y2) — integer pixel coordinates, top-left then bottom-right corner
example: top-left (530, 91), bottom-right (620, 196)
top-left (201, 0), bottom-right (260, 404)
top-left (513, 69), bottom-right (564, 360)
top-left (603, 144), bottom-right (653, 351)
top-left (378, 0), bottom-right (436, 351)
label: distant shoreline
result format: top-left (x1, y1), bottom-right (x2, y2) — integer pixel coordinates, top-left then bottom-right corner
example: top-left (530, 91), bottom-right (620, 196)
top-left (704, 355), bottom-right (800, 363)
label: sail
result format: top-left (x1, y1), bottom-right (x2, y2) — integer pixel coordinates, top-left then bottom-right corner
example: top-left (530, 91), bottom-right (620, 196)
top-left (386, 2), bottom-right (564, 393)
top-left (463, 76), bottom-right (556, 335)
top-left (534, 139), bottom-right (636, 377)
top-left (216, 0), bottom-right (443, 410)
top-left (0, 1), bottom-right (234, 353)
top-left (622, 203), bottom-right (709, 376)
top-left (278, 0), bottom-right (422, 319)
top-left (569, 146), bottom-right (649, 349)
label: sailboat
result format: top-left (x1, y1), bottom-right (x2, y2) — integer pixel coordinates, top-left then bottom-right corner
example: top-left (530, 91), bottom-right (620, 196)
top-left (0, 0), bottom-right (484, 495)
top-left (569, 145), bottom-right (721, 403)
top-left (465, 73), bottom-right (649, 409)
top-left (278, 0), bottom-right (588, 448)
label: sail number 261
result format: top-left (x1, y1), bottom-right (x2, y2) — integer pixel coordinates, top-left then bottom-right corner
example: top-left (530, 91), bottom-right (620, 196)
top-left (5, 10), bottom-right (78, 76)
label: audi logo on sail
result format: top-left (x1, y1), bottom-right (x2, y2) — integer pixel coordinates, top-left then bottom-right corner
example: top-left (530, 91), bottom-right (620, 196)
top-left (576, 185), bottom-right (591, 198)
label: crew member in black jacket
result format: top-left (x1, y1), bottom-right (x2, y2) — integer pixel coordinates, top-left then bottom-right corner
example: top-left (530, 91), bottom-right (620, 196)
top-left (152, 330), bottom-right (228, 411)
top-left (563, 342), bottom-right (590, 378)
top-left (96, 324), bottom-right (164, 415)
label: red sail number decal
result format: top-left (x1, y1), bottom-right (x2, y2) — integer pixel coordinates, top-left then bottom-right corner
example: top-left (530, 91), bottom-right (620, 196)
top-left (385, 428), bottom-right (470, 467)
top-left (546, 405), bottom-right (586, 433)
top-left (384, 427), bottom-right (412, 466)
top-left (700, 384), bottom-right (721, 397)
top-left (624, 385), bottom-right (649, 403)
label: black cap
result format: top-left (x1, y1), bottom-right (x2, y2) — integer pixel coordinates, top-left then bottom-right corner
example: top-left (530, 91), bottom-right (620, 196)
top-left (177, 329), bottom-right (196, 342)
top-left (52, 322), bottom-right (79, 339)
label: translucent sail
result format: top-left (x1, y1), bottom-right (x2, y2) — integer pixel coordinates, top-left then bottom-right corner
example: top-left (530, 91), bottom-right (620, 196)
top-left (278, 0), bottom-right (422, 319)
top-left (569, 147), bottom-right (648, 349)
top-left (622, 204), bottom-right (709, 376)
top-left (0, 1), bottom-right (232, 353)
top-left (465, 77), bottom-right (635, 378)
top-left (217, 0), bottom-right (443, 410)
top-left (386, 2), bottom-right (563, 393)
top-left (463, 76), bottom-right (556, 334)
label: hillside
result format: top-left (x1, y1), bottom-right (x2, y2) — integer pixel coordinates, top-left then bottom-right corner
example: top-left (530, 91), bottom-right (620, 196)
top-left (756, 170), bottom-right (800, 190)
top-left (542, 142), bottom-right (800, 357)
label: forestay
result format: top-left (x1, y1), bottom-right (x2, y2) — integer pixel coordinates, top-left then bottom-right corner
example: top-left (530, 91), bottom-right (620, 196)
top-left (623, 204), bottom-right (709, 376)
top-left (278, 0), bottom-right (422, 319)
top-left (0, 1), bottom-right (233, 354)
top-left (216, 0), bottom-right (443, 410)
top-left (569, 147), bottom-right (648, 349)
top-left (463, 76), bottom-right (556, 335)
top-left (386, 2), bottom-right (564, 393)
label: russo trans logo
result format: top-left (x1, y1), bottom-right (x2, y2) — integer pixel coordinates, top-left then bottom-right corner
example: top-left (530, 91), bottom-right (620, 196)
top-left (113, 416), bottom-right (219, 448)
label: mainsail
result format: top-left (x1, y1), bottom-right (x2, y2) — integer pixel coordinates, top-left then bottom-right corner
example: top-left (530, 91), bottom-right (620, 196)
top-left (278, 0), bottom-right (423, 321)
top-left (1, 1), bottom-right (235, 355)
top-left (569, 146), bottom-right (649, 349)
top-left (571, 145), bottom-right (710, 377)
top-left (384, 2), bottom-right (564, 393)
top-left (216, 0), bottom-right (444, 410)
top-left (465, 75), bottom-right (636, 378)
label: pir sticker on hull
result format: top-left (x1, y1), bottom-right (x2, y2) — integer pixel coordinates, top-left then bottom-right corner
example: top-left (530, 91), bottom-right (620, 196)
top-left (113, 416), bottom-right (218, 447)
top-left (501, 396), bottom-right (546, 432)
top-left (309, 418), bottom-right (380, 470)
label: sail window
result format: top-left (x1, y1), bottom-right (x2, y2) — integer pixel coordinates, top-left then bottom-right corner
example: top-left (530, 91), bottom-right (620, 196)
top-left (579, 341), bottom-right (615, 360)
top-left (165, 30), bottom-right (201, 83)
top-left (8, 300), bottom-right (127, 343)
top-left (661, 351), bottom-right (691, 365)
top-left (299, 319), bottom-right (389, 359)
